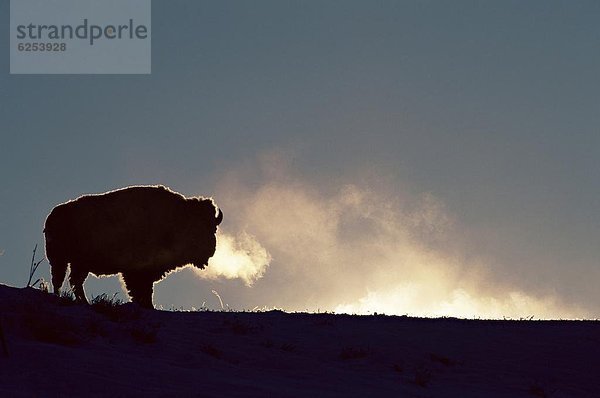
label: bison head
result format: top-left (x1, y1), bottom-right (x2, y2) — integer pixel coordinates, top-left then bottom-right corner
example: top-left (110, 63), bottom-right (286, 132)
top-left (186, 198), bottom-right (223, 269)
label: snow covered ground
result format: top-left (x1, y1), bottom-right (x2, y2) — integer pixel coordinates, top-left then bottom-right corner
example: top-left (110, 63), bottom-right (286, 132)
top-left (0, 284), bottom-right (598, 397)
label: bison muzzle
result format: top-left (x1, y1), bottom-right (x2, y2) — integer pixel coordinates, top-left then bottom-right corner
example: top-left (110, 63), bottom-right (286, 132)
top-left (44, 185), bottom-right (223, 308)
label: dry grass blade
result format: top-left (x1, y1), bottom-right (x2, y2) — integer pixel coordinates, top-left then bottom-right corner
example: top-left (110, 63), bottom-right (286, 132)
top-left (26, 244), bottom-right (46, 288)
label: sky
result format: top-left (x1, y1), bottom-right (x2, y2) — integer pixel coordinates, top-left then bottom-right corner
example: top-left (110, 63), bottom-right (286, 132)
top-left (0, 1), bottom-right (598, 318)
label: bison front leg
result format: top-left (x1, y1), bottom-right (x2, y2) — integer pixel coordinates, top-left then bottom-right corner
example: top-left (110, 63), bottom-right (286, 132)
top-left (122, 273), bottom-right (155, 309)
top-left (69, 267), bottom-right (89, 303)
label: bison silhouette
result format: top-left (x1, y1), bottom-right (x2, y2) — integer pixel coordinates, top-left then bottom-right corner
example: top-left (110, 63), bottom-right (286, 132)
top-left (44, 185), bottom-right (223, 308)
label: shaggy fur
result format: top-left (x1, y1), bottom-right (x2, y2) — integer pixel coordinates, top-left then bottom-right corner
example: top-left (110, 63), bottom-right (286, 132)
top-left (44, 185), bottom-right (223, 308)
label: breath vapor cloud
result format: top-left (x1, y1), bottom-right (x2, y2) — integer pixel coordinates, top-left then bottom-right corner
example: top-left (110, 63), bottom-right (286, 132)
top-left (208, 153), bottom-right (591, 319)
top-left (199, 231), bottom-right (271, 286)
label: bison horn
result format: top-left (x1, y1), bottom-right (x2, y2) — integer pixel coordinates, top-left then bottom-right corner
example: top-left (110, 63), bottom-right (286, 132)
top-left (215, 208), bottom-right (223, 225)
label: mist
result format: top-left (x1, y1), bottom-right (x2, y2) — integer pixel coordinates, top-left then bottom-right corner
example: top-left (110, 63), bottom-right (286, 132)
top-left (175, 154), bottom-right (593, 319)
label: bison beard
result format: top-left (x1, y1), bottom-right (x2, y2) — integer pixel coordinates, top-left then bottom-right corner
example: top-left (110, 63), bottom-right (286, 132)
top-left (43, 186), bottom-right (223, 308)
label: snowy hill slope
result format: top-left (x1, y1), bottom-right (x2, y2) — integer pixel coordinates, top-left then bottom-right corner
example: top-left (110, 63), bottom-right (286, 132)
top-left (0, 284), bottom-right (598, 397)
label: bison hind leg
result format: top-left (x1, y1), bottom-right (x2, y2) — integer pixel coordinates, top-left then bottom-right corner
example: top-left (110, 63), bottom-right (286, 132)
top-left (50, 262), bottom-right (68, 295)
top-left (122, 273), bottom-right (155, 309)
top-left (68, 266), bottom-right (89, 303)
top-left (46, 248), bottom-right (68, 295)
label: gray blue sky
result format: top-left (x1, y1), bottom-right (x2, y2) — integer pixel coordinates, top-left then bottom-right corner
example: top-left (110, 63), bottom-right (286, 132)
top-left (1, 1), bottom-right (598, 318)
